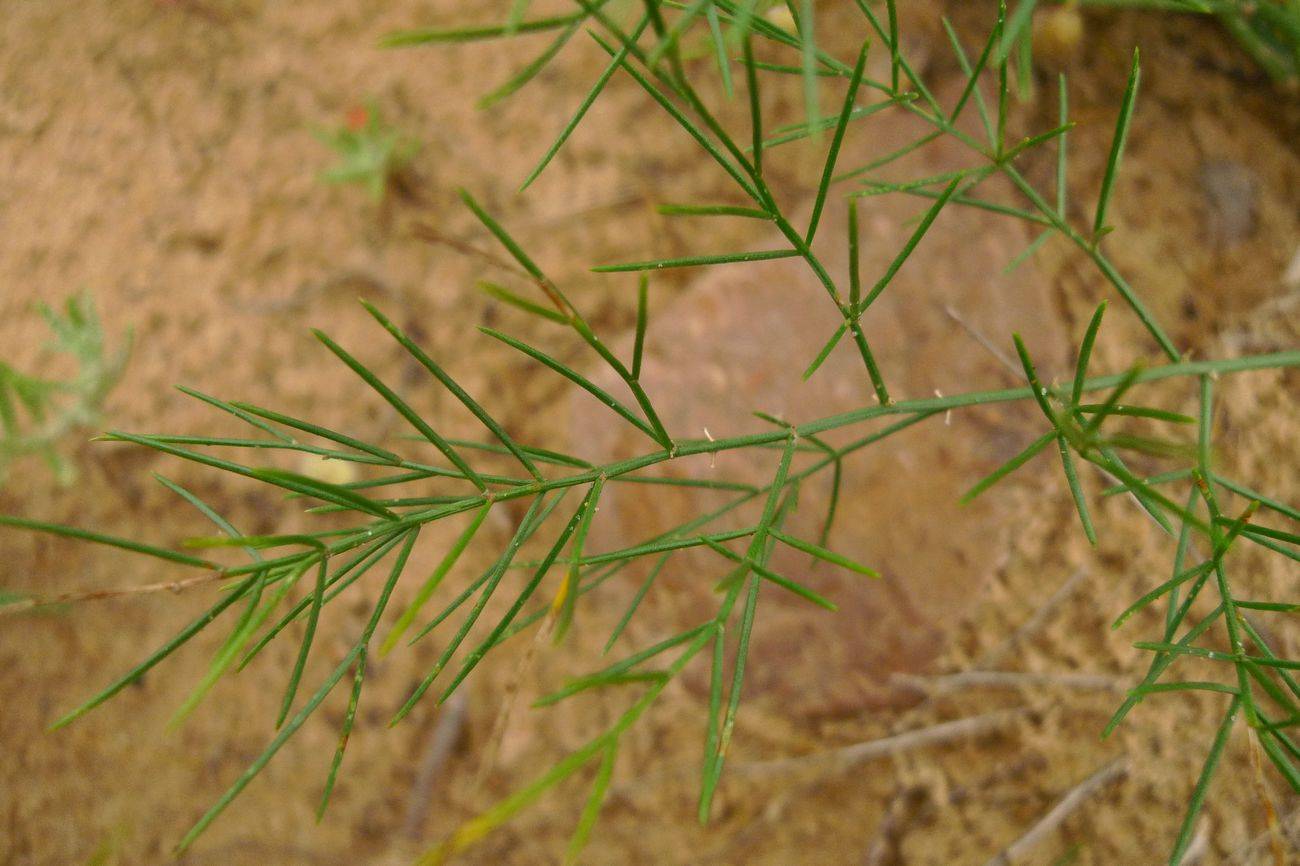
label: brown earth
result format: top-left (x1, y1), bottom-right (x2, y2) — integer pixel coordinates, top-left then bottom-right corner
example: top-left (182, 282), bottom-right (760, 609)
top-left (1, 2), bottom-right (1297, 865)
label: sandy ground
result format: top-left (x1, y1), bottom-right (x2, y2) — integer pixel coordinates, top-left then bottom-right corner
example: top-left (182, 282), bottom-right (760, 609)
top-left (1, 2), bottom-right (1298, 864)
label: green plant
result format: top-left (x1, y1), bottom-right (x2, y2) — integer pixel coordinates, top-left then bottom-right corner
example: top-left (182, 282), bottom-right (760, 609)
top-left (1002, 0), bottom-right (1300, 87)
top-left (0, 293), bottom-right (128, 487)
top-left (3, 4), bottom-right (1298, 864)
top-left (317, 101), bottom-right (420, 201)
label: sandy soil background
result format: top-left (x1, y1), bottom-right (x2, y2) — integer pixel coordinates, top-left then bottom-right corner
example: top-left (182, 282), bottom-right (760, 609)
top-left (1, 1), bottom-right (1298, 864)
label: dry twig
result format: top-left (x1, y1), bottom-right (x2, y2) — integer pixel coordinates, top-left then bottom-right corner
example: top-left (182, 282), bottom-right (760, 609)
top-left (977, 567), bottom-right (1088, 670)
top-left (893, 669), bottom-right (1124, 696)
top-left (982, 757), bottom-right (1128, 866)
top-left (402, 689), bottom-right (470, 841)
top-left (736, 709), bottom-right (1030, 779)
top-left (1, 571), bottom-right (229, 615)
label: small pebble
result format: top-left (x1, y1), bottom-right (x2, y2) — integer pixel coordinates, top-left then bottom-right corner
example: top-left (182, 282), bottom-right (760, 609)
top-left (766, 5), bottom-right (796, 33)
top-left (1035, 6), bottom-right (1084, 65)
top-left (297, 452), bottom-right (359, 486)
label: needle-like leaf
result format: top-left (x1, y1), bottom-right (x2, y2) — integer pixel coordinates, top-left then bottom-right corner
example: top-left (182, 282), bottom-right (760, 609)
top-left (520, 15), bottom-right (653, 191)
top-left (0, 515), bottom-right (219, 571)
top-left (1057, 435), bottom-right (1097, 545)
top-left (564, 738), bottom-right (619, 866)
top-left (1093, 48), bottom-right (1141, 241)
top-left (1168, 696), bottom-right (1240, 865)
top-left (961, 432), bottom-right (1054, 503)
top-left (479, 327), bottom-right (659, 443)
top-left (381, 503), bottom-right (490, 656)
top-left (807, 40), bottom-right (869, 245)
top-left (768, 528), bottom-right (879, 577)
top-left (382, 11), bottom-right (589, 47)
top-left (364, 301), bottom-right (543, 481)
top-left (312, 331), bottom-right (485, 492)
top-left (592, 248), bottom-right (797, 272)
top-left (854, 177), bottom-right (961, 313)
top-left (477, 280), bottom-right (570, 324)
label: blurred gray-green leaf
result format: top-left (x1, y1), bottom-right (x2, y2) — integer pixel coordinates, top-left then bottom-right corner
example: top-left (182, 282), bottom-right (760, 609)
top-left (0, 292), bottom-right (129, 488)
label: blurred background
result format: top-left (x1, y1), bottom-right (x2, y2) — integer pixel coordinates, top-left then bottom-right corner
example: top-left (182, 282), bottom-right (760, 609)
top-left (1, 1), bottom-right (1298, 863)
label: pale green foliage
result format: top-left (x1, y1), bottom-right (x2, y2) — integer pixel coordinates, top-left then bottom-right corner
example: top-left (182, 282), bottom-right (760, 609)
top-left (317, 102), bottom-right (420, 200)
top-left (0, 293), bottom-right (129, 486)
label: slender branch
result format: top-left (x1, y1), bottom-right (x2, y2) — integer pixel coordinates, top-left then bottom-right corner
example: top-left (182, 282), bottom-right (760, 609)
top-left (983, 757), bottom-right (1129, 866)
top-left (1, 571), bottom-right (231, 614)
top-left (734, 708), bottom-right (1029, 778)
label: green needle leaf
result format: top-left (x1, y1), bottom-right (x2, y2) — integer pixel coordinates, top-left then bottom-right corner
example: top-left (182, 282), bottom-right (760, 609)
top-left (459, 188), bottom-right (571, 313)
top-left (50, 573), bottom-right (259, 730)
top-left (603, 553), bottom-right (672, 654)
top-left (942, 15), bottom-right (996, 138)
top-left (479, 327), bottom-right (660, 443)
top-left (799, 0), bottom-right (821, 143)
top-left (591, 249), bottom-right (797, 272)
top-left (180, 529), bottom-right (412, 853)
top-left (647, 0), bottom-right (715, 68)
top-left (705, 5), bottom-right (734, 99)
top-left (768, 528), bottom-right (879, 577)
top-left (228, 400), bottom-right (403, 464)
top-left (438, 490), bottom-right (594, 702)
top-left (1072, 301), bottom-right (1106, 408)
top-left (276, 552), bottom-right (329, 729)
top-left (318, 647), bottom-right (367, 821)
top-left (391, 495), bottom-right (551, 725)
top-left (801, 322), bottom-right (846, 381)
top-left (381, 502), bottom-right (491, 657)
top-left (520, 15), bottom-right (652, 191)
top-left (540, 625), bottom-right (709, 707)
top-left (477, 280), bottom-right (570, 324)
top-left (363, 300), bottom-right (544, 481)
top-left (1011, 334), bottom-right (1058, 424)
top-left (564, 739), bottom-right (619, 866)
top-left (317, 529), bottom-right (419, 818)
top-left (996, 0), bottom-right (1037, 63)
top-left (593, 30), bottom-right (761, 201)
top-left (807, 40), bottom-right (869, 246)
top-left (854, 177), bottom-right (961, 314)
top-left (381, 12), bottom-right (589, 47)
top-left (1167, 696), bottom-right (1239, 866)
top-left (960, 432), bottom-right (1054, 503)
top-left (1057, 435), bottom-right (1096, 546)
top-left (705, 538), bottom-right (838, 611)
top-left (312, 330), bottom-right (486, 492)
top-left (632, 274), bottom-right (649, 381)
top-left (478, 19), bottom-right (581, 110)
top-left (237, 533), bottom-right (407, 671)
top-left (1002, 228), bottom-right (1053, 274)
top-left (656, 203), bottom-right (773, 219)
top-left (177, 385), bottom-right (295, 444)
top-left (252, 468), bottom-right (399, 520)
top-left (1077, 404), bottom-right (1194, 424)
top-left (555, 476), bottom-right (605, 643)
top-left (1057, 73), bottom-right (1069, 218)
top-left (0, 515), bottom-right (218, 571)
top-left (1093, 48), bottom-right (1140, 241)
top-left (883, 0), bottom-right (900, 91)
top-left (177, 645), bottom-right (360, 852)
top-left (743, 31), bottom-right (763, 176)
